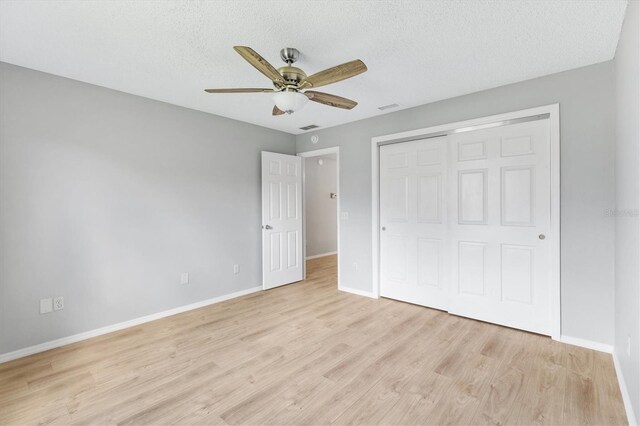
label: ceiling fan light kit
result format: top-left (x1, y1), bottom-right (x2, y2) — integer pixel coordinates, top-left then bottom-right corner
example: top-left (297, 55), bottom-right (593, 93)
top-left (273, 90), bottom-right (309, 114)
top-left (205, 46), bottom-right (367, 115)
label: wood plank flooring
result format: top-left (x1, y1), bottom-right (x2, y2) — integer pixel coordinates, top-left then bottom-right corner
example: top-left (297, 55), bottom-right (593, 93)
top-left (0, 255), bottom-right (628, 425)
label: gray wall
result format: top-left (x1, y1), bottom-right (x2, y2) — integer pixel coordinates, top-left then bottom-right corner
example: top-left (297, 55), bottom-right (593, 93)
top-left (0, 62), bottom-right (295, 354)
top-left (297, 62), bottom-right (616, 346)
top-left (304, 154), bottom-right (337, 257)
top-left (614, 0), bottom-right (639, 421)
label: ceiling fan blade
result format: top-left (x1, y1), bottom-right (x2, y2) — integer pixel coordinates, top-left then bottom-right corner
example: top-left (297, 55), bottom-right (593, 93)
top-left (300, 60), bottom-right (367, 89)
top-left (205, 88), bottom-right (274, 93)
top-left (233, 46), bottom-right (284, 84)
top-left (272, 105), bottom-right (285, 116)
top-left (304, 91), bottom-right (358, 110)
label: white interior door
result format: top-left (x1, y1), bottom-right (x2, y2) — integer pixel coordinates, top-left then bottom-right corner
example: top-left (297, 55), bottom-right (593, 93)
top-left (448, 119), bottom-right (551, 335)
top-left (378, 118), bottom-right (553, 336)
top-left (262, 152), bottom-right (303, 290)
top-left (379, 137), bottom-right (449, 310)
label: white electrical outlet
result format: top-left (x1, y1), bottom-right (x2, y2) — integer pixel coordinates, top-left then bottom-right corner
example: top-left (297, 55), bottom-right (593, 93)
top-left (54, 296), bottom-right (64, 311)
top-left (180, 272), bottom-right (189, 285)
top-left (628, 335), bottom-right (632, 357)
top-left (40, 298), bottom-right (53, 314)
top-left (233, 264), bottom-right (240, 275)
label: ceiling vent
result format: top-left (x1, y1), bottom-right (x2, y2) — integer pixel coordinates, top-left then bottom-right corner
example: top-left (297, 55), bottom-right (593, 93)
top-left (299, 124), bottom-right (320, 130)
top-left (378, 103), bottom-right (399, 111)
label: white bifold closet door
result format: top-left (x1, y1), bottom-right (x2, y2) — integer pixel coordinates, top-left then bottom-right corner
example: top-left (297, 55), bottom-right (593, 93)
top-left (379, 119), bottom-right (552, 335)
top-left (379, 137), bottom-right (449, 311)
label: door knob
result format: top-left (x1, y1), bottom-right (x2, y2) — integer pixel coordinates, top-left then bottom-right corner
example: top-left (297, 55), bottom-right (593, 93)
top-left (264, 225), bottom-right (273, 230)
top-left (539, 234), bottom-right (546, 240)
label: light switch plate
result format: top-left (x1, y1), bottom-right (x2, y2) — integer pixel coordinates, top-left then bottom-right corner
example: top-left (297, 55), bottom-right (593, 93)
top-left (40, 298), bottom-right (53, 314)
top-left (180, 272), bottom-right (189, 285)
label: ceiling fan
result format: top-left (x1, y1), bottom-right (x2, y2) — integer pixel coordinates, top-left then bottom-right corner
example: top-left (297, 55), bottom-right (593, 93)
top-left (205, 46), bottom-right (367, 115)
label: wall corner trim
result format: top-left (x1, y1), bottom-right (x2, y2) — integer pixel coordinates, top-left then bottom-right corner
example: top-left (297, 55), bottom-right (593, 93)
top-left (613, 351), bottom-right (639, 426)
top-left (0, 286), bottom-right (263, 364)
top-left (338, 286), bottom-right (377, 299)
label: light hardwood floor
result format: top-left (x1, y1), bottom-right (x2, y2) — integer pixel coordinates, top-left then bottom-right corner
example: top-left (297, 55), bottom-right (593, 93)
top-left (0, 255), bottom-right (628, 425)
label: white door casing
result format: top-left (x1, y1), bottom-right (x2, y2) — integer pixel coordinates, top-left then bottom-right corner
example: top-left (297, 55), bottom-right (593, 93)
top-left (261, 152), bottom-right (303, 290)
top-left (379, 137), bottom-right (449, 311)
top-left (377, 114), bottom-right (554, 336)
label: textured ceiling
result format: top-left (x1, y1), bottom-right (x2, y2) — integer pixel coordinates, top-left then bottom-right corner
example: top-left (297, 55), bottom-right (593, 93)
top-left (0, 0), bottom-right (627, 135)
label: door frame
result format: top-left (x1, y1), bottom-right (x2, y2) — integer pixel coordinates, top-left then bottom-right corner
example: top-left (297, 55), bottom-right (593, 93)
top-left (371, 104), bottom-right (561, 339)
top-left (298, 147), bottom-right (341, 289)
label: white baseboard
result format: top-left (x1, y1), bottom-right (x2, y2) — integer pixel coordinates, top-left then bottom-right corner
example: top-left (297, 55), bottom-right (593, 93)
top-left (0, 286), bottom-right (262, 364)
top-left (613, 351), bottom-right (638, 426)
top-left (558, 335), bottom-right (614, 353)
top-left (338, 286), bottom-right (377, 299)
top-left (305, 251), bottom-right (337, 260)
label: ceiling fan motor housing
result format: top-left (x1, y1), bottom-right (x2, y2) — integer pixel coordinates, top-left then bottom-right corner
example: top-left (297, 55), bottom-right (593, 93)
top-left (277, 66), bottom-right (306, 86)
top-left (277, 48), bottom-right (305, 87)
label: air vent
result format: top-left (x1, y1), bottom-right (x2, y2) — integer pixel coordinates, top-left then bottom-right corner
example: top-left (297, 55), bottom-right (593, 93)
top-left (299, 124), bottom-right (320, 130)
top-left (378, 103), bottom-right (399, 111)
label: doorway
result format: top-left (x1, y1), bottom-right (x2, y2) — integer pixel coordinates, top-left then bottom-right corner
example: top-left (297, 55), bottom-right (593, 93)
top-left (299, 147), bottom-right (340, 288)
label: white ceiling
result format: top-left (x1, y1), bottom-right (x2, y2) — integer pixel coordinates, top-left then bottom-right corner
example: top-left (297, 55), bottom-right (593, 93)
top-left (0, 0), bottom-right (627, 135)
